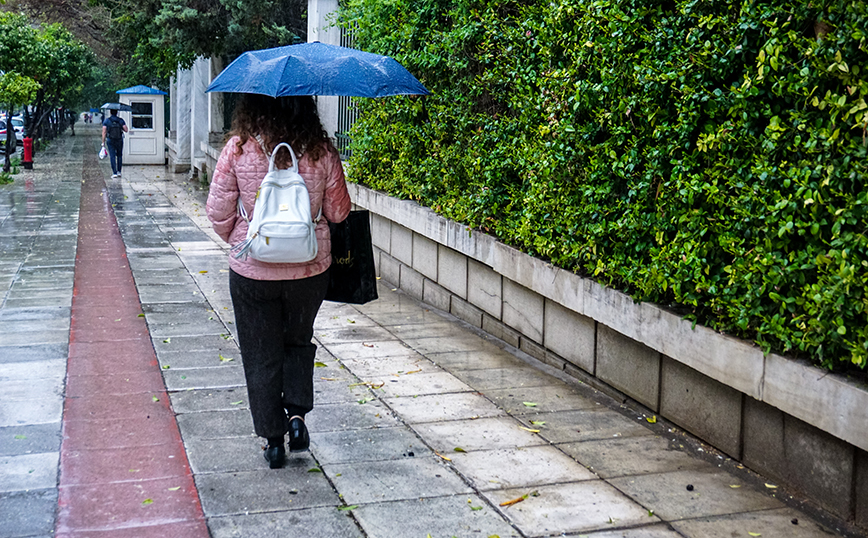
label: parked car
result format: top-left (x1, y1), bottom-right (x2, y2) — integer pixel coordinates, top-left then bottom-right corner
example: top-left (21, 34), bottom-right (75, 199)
top-left (0, 117), bottom-right (24, 147)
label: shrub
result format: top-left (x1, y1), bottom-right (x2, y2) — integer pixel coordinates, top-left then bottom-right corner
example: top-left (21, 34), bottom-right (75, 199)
top-left (340, 0), bottom-right (868, 371)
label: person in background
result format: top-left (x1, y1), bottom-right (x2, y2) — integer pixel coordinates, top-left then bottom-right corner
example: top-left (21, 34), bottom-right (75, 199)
top-left (101, 108), bottom-right (128, 178)
top-left (205, 94), bottom-right (351, 469)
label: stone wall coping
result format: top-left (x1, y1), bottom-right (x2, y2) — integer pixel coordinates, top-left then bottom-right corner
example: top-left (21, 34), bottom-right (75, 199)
top-left (349, 182), bottom-right (868, 453)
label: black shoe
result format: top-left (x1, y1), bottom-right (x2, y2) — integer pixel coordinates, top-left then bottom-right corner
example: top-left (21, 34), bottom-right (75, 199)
top-left (264, 444), bottom-right (286, 469)
top-left (288, 416), bottom-right (310, 453)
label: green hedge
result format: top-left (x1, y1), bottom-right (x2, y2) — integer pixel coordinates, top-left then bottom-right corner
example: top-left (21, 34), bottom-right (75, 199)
top-left (340, 0), bottom-right (868, 372)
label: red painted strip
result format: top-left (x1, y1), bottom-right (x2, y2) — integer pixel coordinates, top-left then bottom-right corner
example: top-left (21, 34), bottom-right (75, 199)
top-left (56, 175), bottom-right (208, 537)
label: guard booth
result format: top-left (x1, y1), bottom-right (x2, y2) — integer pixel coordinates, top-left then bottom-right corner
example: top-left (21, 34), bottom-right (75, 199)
top-left (117, 85), bottom-right (167, 165)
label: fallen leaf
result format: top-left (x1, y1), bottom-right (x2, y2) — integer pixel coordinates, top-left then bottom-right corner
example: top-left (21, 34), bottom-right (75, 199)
top-left (14, 435), bottom-right (25, 440)
top-left (358, 398), bottom-right (372, 404)
top-left (162, 365), bottom-right (170, 369)
top-left (137, 313), bottom-right (145, 317)
top-left (308, 467), bottom-right (322, 473)
top-left (168, 486), bottom-right (181, 491)
top-left (320, 377), bottom-right (338, 381)
top-left (152, 396), bottom-right (160, 402)
top-left (337, 505), bottom-right (358, 511)
top-left (314, 361), bottom-right (328, 367)
top-left (454, 447), bottom-right (467, 453)
top-left (519, 426), bottom-right (540, 433)
top-left (435, 452), bottom-right (452, 461)
top-left (646, 416), bottom-right (657, 424)
top-left (219, 354), bottom-right (234, 362)
top-left (730, 485), bottom-right (742, 488)
top-left (748, 533), bottom-right (762, 537)
top-left (765, 483), bottom-right (778, 489)
top-left (347, 319), bottom-right (356, 323)
top-left (362, 342), bottom-right (375, 347)
top-left (470, 505), bottom-right (483, 511)
top-left (142, 498), bottom-right (153, 505)
top-left (499, 495), bottom-right (526, 507)
top-left (530, 421), bottom-right (546, 426)
top-left (522, 402), bottom-right (538, 407)
top-left (163, 338), bottom-right (171, 343)
top-left (198, 270), bottom-right (208, 274)
top-left (230, 401), bottom-right (243, 405)
top-left (405, 369), bottom-right (422, 374)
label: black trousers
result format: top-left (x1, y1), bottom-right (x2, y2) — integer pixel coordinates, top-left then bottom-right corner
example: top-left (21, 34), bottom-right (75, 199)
top-left (229, 269), bottom-right (329, 439)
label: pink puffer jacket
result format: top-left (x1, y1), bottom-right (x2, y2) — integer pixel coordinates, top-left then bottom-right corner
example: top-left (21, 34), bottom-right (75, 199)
top-left (206, 136), bottom-right (351, 281)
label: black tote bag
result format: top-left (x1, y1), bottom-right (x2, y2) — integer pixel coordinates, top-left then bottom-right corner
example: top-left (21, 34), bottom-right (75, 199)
top-left (325, 210), bottom-right (379, 304)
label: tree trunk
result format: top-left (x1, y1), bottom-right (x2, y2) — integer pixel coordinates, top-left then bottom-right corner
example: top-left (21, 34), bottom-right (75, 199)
top-left (4, 106), bottom-right (12, 173)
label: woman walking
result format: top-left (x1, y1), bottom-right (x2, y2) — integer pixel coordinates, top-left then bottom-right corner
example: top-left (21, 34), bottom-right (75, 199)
top-left (206, 95), bottom-right (351, 468)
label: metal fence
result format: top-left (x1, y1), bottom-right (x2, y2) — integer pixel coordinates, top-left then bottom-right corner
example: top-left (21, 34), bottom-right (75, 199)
top-left (335, 26), bottom-right (359, 159)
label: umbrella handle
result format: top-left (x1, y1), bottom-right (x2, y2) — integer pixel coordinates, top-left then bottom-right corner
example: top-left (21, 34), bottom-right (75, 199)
top-left (268, 142), bottom-right (299, 173)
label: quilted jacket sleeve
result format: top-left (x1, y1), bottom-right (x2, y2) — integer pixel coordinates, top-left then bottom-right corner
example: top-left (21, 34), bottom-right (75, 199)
top-left (321, 145), bottom-right (351, 224)
top-left (206, 140), bottom-right (241, 243)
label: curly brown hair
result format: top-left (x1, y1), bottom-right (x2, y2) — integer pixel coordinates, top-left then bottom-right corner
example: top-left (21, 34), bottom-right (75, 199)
top-left (228, 94), bottom-right (330, 167)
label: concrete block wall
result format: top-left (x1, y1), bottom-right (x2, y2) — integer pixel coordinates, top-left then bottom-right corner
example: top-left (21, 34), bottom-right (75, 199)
top-left (353, 183), bottom-right (868, 527)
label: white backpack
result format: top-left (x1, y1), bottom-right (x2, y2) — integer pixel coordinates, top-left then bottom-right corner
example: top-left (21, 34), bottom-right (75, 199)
top-left (231, 142), bottom-right (320, 263)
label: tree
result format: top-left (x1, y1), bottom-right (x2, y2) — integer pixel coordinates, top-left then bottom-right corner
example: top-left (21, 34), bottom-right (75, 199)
top-left (0, 71), bottom-right (39, 171)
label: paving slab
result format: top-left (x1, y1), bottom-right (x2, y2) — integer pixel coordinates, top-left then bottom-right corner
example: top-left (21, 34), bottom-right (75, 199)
top-left (518, 408), bottom-right (654, 443)
top-left (484, 384), bottom-right (601, 414)
top-left (385, 320), bottom-right (477, 339)
top-left (609, 467), bottom-right (784, 521)
top-left (425, 349), bottom-right (530, 371)
top-left (0, 397), bottom-right (63, 427)
top-left (352, 494), bottom-right (520, 538)
top-left (448, 445), bottom-right (596, 491)
top-left (0, 343), bottom-right (68, 363)
top-left (578, 525), bottom-right (682, 537)
top-left (452, 366), bottom-right (560, 391)
top-left (194, 462), bottom-right (337, 516)
top-left (0, 423), bottom-right (62, 457)
top-left (670, 507), bottom-right (841, 537)
top-left (0, 488), bottom-right (57, 538)
top-left (414, 416), bottom-right (545, 453)
top-left (340, 353), bottom-right (437, 378)
top-left (155, 348), bottom-right (240, 370)
top-left (306, 400), bottom-right (403, 433)
top-left (309, 425), bottom-right (430, 465)
top-left (162, 365), bottom-right (246, 390)
top-left (325, 340), bottom-right (415, 360)
top-left (483, 480), bottom-right (659, 537)
top-left (207, 506), bottom-right (363, 538)
top-left (169, 388), bottom-right (249, 414)
top-left (324, 456), bottom-right (472, 503)
top-left (375, 370), bottom-right (473, 398)
top-left (185, 436), bottom-right (269, 474)
top-left (383, 392), bottom-right (506, 423)
top-left (175, 409), bottom-right (256, 440)
top-left (314, 325), bottom-right (397, 345)
top-left (0, 452), bottom-right (59, 492)
top-left (558, 435), bottom-right (714, 479)
top-left (403, 334), bottom-right (505, 355)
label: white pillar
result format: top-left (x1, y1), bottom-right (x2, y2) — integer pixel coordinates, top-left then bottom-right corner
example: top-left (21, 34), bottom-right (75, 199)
top-left (208, 57), bottom-right (224, 137)
top-left (190, 57), bottom-right (210, 174)
top-left (308, 0), bottom-right (341, 140)
top-left (175, 66), bottom-right (192, 163)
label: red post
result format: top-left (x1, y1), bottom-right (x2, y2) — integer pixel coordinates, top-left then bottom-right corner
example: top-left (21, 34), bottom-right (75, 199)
top-left (22, 137), bottom-right (32, 169)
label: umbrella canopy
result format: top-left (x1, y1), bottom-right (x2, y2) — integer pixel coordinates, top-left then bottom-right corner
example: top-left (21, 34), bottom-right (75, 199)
top-left (101, 102), bottom-right (133, 111)
top-left (206, 42), bottom-right (429, 98)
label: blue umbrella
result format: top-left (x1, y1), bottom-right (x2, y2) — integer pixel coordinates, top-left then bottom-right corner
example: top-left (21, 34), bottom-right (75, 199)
top-left (101, 102), bottom-right (133, 111)
top-left (205, 42), bottom-right (429, 98)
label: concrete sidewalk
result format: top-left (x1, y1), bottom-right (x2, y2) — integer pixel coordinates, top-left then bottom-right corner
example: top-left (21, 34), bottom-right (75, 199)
top-left (0, 126), bottom-right (862, 537)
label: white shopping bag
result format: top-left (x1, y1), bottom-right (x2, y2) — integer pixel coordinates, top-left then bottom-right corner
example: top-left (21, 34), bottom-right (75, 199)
top-left (98, 146), bottom-right (107, 159)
